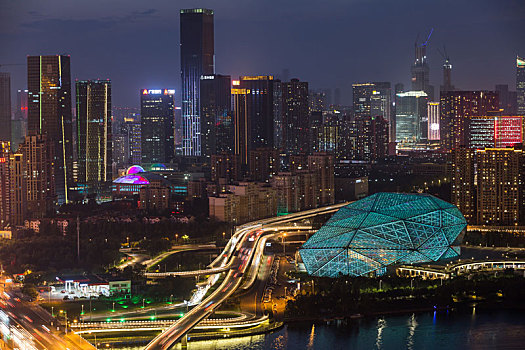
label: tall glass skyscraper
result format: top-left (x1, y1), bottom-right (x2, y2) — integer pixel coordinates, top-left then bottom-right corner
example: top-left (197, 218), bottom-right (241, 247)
top-left (140, 89), bottom-right (175, 164)
top-left (76, 80), bottom-right (112, 192)
top-left (517, 56), bottom-right (525, 115)
top-left (180, 8), bottom-right (214, 156)
top-left (27, 55), bottom-right (73, 205)
top-left (0, 73), bottom-right (11, 143)
top-left (395, 91), bottom-right (428, 146)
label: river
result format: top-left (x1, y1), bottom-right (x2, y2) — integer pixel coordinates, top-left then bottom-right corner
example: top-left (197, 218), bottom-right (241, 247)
top-left (115, 307), bottom-right (524, 349)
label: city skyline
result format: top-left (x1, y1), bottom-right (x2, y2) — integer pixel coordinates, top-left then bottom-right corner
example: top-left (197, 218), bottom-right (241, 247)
top-left (1, 0), bottom-right (524, 108)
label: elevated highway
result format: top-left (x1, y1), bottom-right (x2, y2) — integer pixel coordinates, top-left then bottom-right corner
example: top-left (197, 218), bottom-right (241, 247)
top-left (144, 203), bottom-right (347, 349)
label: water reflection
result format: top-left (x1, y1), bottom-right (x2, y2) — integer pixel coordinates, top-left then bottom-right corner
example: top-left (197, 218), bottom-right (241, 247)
top-left (307, 324), bottom-right (315, 350)
top-left (406, 314), bottom-right (418, 350)
top-left (112, 309), bottom-right (525, 350)
top-left (375, 317), bottom-right (386, 349)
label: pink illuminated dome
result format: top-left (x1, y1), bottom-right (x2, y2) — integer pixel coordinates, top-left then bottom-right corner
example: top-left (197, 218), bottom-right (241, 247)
top-left (126, 165), bottom-right (145, 175)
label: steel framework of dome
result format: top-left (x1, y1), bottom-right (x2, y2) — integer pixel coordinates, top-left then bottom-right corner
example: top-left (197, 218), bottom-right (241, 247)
top-left (299, 192), bottom-right (467, 277)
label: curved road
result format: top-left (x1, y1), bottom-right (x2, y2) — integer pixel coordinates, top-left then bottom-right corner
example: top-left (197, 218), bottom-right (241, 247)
top-left (145, 203), bottom-right (347, 349)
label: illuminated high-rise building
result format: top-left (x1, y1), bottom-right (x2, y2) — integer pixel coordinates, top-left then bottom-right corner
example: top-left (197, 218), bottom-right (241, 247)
top-left (200, 74), bottom-right (232, 158)
top-left (180, 8), bottom-right (214, 156)
top-left (308, 153), bottom-right (335, 206)
top-left (395, 91), bottom-right (428, 145)
top-left (440, 55), bottom-right (454, 93)
top-left (27, 55), bottom-right (73, 205)
top-left (0, 141), bottom-right (10, 228)
top-left (76, 80), bottom-right (112, 192)
top-left (427, 102), bottom-right (440, 140)
top-left (477, 148), bottom-right (524, 225)
top-left (353, 82), bottom-right (392, 141)
top-left (233, 76), bottom-right (281, 164)
top-left (10, 135), bottom-right (55, 224)
top-left (468, 115), bottom-right (523, 149)
top-left (517, 56), bottom-right (525, 115)
top-left (440, 91), bottom-right (499, 151)
top-left (140, 89), bottom-right (175, 164)
top-left (0, 73), bottom-right (11, 143)
top-left (232, 86), bottom-right (249, 165)
top-left (450, 147), bottom-right (476, 224)
top-left (282, 79), bottom-right (309, 154)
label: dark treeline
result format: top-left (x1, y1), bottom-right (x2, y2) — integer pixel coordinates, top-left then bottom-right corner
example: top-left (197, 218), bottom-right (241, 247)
top-left (286, 273), bottom-right (525, 318)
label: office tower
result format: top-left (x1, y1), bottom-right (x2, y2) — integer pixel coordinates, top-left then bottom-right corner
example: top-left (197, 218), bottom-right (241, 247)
top-left (232, 86), bottom-right (249, 165)
top-left (128, 118), bottom-right (141, 164)
top-left (12, 89), bottom-right (28, 150)
top-left (440, 91), bottom-right (499, 151)
top-left (411, 32), bottom-right (434, 100)
top-left (395, 91), bottom-right (428, 145)
top-left (27, 55), bottom-right (73, 205)
top-left (76, 80), bottom-right (112, 191)
top-left (233, 76), bottom-right (280, 164)
top-left (427, 102), bottom-right (440, 140)
top-left (353, 82), bottom-right (391, 119)
top-left (468, 115), bottom-right (523, 149)
top-left (477, 148), bottom-right (523, 225)
top-left (282, 79), bottom-right (309, 155)
top-left (249, 148), bottom-right (279, 182)
top-left (0, 142), bottom-right (9, 228)
top-left (350, 116), bottom-right (389, 161)
top-left (200, 74), bottom-right (232, 158)
top-left (272, 80), bottom-right (283, 150)
top-left (0, 73), bottom-right (11, 142)
top-left (308, 153), bottom-right (335, 206)
top-left (10, 135), bottom-right (55, 224)
top-left (310, 112), bottom-right (340, 155)
top-left (440, 54), bottom-right (454, 93)
top-left (112, 134), bottom-right (128, 169)
top-left (517, 56), bottom-right (525, 115)
top-left (180, 8), bottom-right (214, 156)
top-left (140, 89), bottom-right (175, 164)
top-left (450, 147), bottom-right (476, 224)
top-left (309, 90), bottom-right (326, 113)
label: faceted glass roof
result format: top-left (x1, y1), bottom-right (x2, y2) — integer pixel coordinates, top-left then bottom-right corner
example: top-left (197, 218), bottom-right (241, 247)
top-left (299, 192), bottom-right (467, 277)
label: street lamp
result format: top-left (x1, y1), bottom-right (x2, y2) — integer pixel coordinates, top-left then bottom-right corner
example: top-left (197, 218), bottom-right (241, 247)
top-left (282, 233), bottom-right (287, 255)
top-left (112, 302), bottom-right (115, 312)
top-left (142, 299), bottom-right (145, 309)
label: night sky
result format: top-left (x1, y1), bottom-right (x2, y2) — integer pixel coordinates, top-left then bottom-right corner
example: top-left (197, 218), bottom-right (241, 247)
top-left (1, 0), bottom-right (524, 108)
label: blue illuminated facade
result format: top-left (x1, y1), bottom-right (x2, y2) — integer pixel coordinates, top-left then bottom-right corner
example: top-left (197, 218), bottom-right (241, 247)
top-left (299, 192), bottom-right (467, 277)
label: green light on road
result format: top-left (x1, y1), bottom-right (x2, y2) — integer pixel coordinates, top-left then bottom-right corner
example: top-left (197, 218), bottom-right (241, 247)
top-left (120, 318), bottom-right (125, 322)
top-left (106, 318), bottom-right (111, 322)
top-left (150, 315), bottom-right (156, 320)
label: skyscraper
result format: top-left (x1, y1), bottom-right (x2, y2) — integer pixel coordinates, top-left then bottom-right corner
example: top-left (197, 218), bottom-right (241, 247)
top-left (353, 82), bottom-right (392, 140)
top-left (200, 74), bottom-right (232, 158)
top-left (440, 91), bottom-right (499, 151)
top-left (0, 73), bottom-right (11, 143)
top-left (411, 31), bottom-right (434, 100)
top-left (282, 79), bottom-right (309, 155)
top-left (233, 76), bottom-right (280, 164)
top-left (495, 84), bottom-right (517, 115)
top-left (395, 91), bottom-right (428, 145)
top-left (477, 148), bottom-right (523, 225)
top-left (517, 56), bottom-right (525, 115)
top-left (27, 55), bottom-right (73, 205)
top-left (468, 115), bottom-right (523, 149)
top-left (440, 54), bottom-right (454, 93)
top-left (10, 135), bottom-right (55, 224)
top-left (180, 8), bottom-right (214, 156)
top-left (140, 89), bottom-right (175, 164)
top-left (232, 86), bottom-right (249, 165)
top-left (427, 102), bottom-right (440, 141)
top-left (12, 89), bottom-right (28, 150)
top-left (0, 141), bottom-right (10, 228)
top-left (76, 80), bottom-right (112, 192)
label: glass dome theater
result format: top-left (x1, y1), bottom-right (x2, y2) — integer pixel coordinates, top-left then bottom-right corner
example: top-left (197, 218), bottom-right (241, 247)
top-left (299, 192), bottom-right (467, 277)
